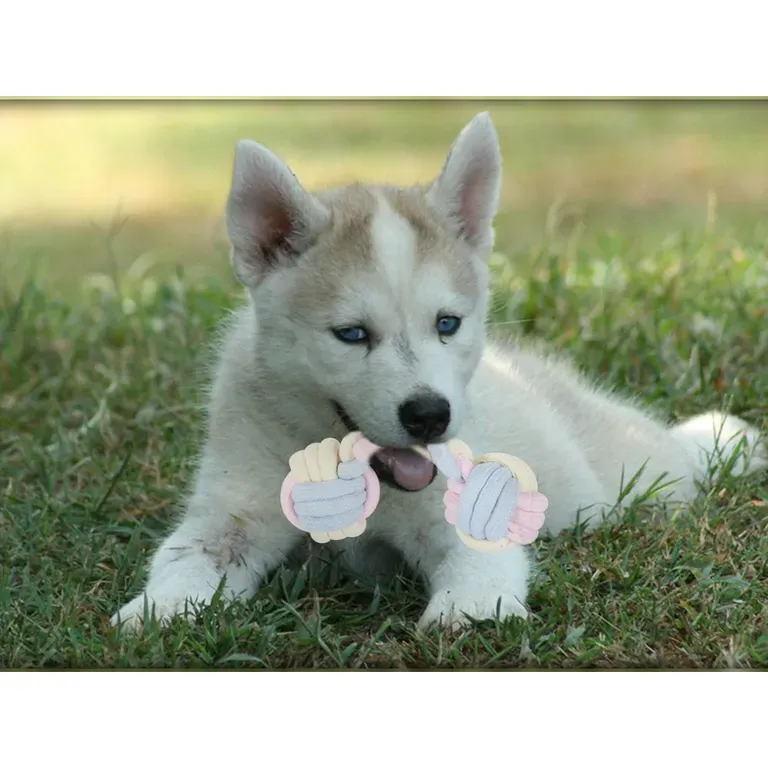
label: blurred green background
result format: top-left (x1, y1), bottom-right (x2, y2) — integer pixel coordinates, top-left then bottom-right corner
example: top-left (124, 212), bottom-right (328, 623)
top-left (2, 99), bottom-right (768, 294)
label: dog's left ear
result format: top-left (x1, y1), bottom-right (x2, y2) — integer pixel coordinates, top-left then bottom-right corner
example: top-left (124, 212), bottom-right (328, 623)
top-left (427, 112), bottom-right (501, 254)
top-left (225, 140), bottom-right (331, 288)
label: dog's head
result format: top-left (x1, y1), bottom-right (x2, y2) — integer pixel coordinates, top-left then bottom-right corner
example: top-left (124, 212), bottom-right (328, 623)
top-left (225, 113), bottom-right (501, 490)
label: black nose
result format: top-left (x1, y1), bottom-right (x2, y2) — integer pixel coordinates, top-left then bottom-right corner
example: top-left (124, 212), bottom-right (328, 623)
top-left (398, 393), bottom-right (451, 442)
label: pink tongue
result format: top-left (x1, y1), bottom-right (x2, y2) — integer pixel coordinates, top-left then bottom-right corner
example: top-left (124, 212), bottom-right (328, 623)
top-left (376, 448), bottom-right (435, 491)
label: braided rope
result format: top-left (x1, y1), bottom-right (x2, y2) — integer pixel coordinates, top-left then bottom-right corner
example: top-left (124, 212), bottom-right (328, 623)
top-left (280, 433), bottom-right (380, 543)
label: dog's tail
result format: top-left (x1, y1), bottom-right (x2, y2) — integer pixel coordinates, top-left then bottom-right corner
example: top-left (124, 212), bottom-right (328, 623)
top-left (670, 411), bottom-right (767, 482)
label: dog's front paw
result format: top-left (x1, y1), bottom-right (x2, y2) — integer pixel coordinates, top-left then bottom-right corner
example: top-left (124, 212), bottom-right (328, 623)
top-left (417, 587), bottom-right (528, 632)
top-left (110, 591), bottom-right (206, 633)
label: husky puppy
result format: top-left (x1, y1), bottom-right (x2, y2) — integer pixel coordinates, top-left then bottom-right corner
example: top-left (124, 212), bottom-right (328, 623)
top-left (112, 113), bottom-right (765, 631)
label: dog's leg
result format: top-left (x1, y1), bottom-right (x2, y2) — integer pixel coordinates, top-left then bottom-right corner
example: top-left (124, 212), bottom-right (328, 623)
top-left (380, 459), bottom-right (607, 631)
top-left (111, 490), bottom-right (302, 632)
top-left (416, 535), bottom-right (533, 631)
top-left (370, 491), bottom-right (531, 630)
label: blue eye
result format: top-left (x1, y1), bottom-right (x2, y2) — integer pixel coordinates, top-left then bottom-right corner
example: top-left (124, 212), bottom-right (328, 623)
top-left (436, 315), bottom-right (461, 336)
top-left (333, 326), bottom-right (369, 344)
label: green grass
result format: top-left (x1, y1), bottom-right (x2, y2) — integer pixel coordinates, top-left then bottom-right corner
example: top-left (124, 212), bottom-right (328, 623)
top-left (1, 101), bottom-right (767, 668)
top-left (2, 222), bottom-right (767, 669)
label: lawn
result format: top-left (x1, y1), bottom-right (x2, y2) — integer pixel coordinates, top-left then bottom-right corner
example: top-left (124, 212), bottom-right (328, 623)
top-left (1, 101), bottom-right (767, 668)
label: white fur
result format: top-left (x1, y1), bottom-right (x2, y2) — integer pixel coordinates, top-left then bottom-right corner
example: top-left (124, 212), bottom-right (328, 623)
top-left (370, 193), bottom-right (417, 286)
top-left (112, 114), bottom-right (766, 633)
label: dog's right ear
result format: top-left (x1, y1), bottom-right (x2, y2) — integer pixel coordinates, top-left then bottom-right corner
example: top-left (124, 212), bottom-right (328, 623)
top-left (426, 112), bottom-right (501, 255)
top-left (225, 140), bottom-right (331, 288)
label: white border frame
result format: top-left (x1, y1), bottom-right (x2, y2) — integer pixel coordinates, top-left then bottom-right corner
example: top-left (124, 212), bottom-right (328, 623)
top-left (1, 1), bottom-right (765, 97)
top-left (1, 671), bottom-right (764, 766)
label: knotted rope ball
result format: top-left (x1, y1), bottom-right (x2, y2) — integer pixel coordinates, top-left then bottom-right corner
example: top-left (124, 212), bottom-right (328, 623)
top-left (279, 433), bottom-right (380, 543)
top-left (424, 441), bottom-right (548, 552)
top-left (280, 433), bottom-right (548, 552)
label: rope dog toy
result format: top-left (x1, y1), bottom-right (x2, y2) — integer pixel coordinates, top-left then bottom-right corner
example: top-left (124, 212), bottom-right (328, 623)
top-left (280, 433), bottom-right (548, 552)
top-left (422, 440), bottom-right (548, 552)
top-left (279, 433), bottom-right (381, 544)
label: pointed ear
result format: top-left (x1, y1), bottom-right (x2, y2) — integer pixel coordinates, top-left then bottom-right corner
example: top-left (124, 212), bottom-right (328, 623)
top-left (225, 140), bottom-right (331, 288)
top-left (426, 112), bottom-right (502, 253)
